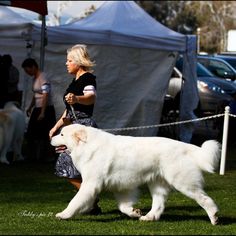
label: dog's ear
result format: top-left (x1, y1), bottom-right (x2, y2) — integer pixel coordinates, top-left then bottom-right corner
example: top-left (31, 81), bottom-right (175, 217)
top-left (73, 129), bottom-right (87, 143)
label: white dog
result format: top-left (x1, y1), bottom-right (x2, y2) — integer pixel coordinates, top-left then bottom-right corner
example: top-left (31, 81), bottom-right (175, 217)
top-left (51, 124), bottom-right (221, 225)
top-left (0, 101), bottom-right (26, 164)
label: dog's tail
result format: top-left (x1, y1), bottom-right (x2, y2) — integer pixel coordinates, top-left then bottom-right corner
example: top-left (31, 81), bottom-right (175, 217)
top-left (196, 140), bottom-right (221, 173)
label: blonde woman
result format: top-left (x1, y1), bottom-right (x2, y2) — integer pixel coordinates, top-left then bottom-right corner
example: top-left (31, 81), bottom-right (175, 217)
top-left (49, 44), bottom-right (100, 214)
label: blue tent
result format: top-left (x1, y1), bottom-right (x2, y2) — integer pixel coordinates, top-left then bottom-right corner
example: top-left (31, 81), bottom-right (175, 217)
top-left (32, 1), bottom-right (198, 142)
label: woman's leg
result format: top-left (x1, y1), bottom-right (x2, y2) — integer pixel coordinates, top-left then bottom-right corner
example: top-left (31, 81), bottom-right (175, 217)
top-left (68, 178), bottom-right (82, 190)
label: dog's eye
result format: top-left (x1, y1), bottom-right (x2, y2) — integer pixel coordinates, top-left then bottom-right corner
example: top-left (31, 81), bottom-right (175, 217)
top-left (61, 134), bottom-right (64, 136)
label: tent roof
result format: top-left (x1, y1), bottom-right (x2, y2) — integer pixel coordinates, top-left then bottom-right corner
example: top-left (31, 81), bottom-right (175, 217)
top-left (33, 1), bottom-right (186, 51)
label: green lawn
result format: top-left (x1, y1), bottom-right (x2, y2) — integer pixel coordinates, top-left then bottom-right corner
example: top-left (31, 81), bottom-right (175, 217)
top-left (0, 147), bottom-right (235, 235)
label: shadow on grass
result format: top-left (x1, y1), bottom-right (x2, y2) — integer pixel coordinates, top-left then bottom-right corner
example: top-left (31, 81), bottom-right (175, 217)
top-left (120, 205), bottom-right (236, 225)
top-left (58, 208), bottom-right (236, 226)
top-left (161, 214), bottom-right (236, 226)
top-left (68, 209), bottom-right (130, 222)
top-left (218, 216), bottom-right (236, 225)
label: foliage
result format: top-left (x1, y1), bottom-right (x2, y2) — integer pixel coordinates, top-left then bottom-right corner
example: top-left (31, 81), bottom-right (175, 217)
top-left (67, 5), bottom-right (97, 24)
top-left (0, 151), bottom-right (236, 235)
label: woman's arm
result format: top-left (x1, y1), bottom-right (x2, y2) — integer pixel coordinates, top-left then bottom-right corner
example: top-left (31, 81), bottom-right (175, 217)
top-left (49, 109), bottom-right (67, 139)
top-left (68, 93), bottom-right (96, 105)
top-left (65, 84), bottom-right (96, 105)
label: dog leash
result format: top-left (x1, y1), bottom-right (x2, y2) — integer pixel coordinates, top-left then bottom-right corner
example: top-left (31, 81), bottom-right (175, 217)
top-left (70, 105), bottom-right (79, 123)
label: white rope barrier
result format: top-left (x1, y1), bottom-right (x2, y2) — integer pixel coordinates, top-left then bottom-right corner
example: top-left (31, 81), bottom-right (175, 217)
top-left (103, 113), bottom-right (224, 132)
top-left (103, 106), bottom-right (235, 175)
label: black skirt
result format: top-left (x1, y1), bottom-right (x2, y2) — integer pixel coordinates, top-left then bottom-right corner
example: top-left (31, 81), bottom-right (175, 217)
top-left (55, 111), bottom-right (97, 179)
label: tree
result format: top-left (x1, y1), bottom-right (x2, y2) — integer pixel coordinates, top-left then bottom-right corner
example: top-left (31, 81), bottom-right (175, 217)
top-left (68, 5), bottom-right (96, 23)
top-left (195, 1), bottom-right (236, 53)
top-left (47, 2), bottom-right (97, 26)
top-left (136, 1), bottom-right (196, 34)
top-left (136, 1), bottom-right (236, 53)
top-left (47, 1), bottom-right (71, 26)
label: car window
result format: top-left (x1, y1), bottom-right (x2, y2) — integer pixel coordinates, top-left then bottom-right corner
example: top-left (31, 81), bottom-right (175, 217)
top-left (197, 63), bottom-right (214, 77)
top-left (198, 57), bottom-right (236, 79)
top-left (209, 60), bottom-right (232, 73)
top-left (222, 58), bottom-right (236, 70)
top-left (176, 57), bottom-right (214, 77)
top-left (198, 58), bottom-right (209, 67)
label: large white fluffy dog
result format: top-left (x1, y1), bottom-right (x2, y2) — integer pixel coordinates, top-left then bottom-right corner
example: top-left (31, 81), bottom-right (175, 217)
top-left (51, 124), bottom-right (221, 225)
top-left (0, 102), bottom-right (25, 164)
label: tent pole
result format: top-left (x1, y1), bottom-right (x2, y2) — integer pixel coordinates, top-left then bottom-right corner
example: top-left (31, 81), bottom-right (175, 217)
top-left (40, 15), bottom-right (46, 71)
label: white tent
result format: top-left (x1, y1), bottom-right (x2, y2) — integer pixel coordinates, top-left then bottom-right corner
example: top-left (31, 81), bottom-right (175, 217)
top-left (0, 6), bottom-right (38, 109)
top-left (0, 6), bottom-right (35, 64)
top-left (0, 6), bottom-right (33, 37)
top-left (33, 1), bottom-right (198, 140)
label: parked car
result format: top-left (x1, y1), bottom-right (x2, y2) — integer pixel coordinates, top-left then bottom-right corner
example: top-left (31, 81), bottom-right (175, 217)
top-left (214, 54), bottom-right (236, 70)
top-left (197, 55), bottom-right (236, 81)
top-left (166, 60), bottom-right (236, 116)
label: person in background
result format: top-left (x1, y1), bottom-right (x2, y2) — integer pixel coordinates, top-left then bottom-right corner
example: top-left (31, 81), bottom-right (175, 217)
top-left (22, 58), bottom-right (56, 162)
top-left (49, 44), bottom-right (101, 214)
top-left (2, 54), bottom-right (20, 104)
top-left (0, 54), bottom-right (9, 108)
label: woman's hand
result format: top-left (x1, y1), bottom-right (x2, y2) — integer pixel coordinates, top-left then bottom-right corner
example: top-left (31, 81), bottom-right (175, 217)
top-left (65, 93), bottom-right (77, 104)
top-left (49, 127), bottom-right (57, 140)
top-left (55, 145), bottom-right (67, 153)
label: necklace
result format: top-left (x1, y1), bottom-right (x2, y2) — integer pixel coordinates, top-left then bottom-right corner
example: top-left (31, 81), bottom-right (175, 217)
top-left (76, 70), bottom-right (86, 80)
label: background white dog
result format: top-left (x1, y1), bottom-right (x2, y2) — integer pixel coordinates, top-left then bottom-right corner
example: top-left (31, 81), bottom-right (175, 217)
top-left (0, 101), bottom-right (26, 164)
top-left (51, 124), bottom-right (221, 225)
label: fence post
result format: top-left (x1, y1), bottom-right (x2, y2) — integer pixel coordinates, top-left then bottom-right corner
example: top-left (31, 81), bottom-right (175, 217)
top-left (220, 106), bottom-right (230, 175)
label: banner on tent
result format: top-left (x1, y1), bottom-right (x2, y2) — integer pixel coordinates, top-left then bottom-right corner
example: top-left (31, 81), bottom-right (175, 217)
top-left (0, 0), bottom-right (48, 15)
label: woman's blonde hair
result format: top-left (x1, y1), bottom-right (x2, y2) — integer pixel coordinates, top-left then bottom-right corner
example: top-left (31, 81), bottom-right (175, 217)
top-left (67, 44), bottom-right (96, 72)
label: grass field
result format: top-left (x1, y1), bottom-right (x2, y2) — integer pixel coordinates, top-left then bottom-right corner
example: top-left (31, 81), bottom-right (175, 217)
top-left (0, 145), bottom-right (236, 235)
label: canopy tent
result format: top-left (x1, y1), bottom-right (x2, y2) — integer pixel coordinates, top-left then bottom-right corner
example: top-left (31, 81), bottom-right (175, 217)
top-left (36, 1), bottom-right (186, 51)
top-left (1, 1), bottom-right (198, 141)
top-left (0, 6), bottom-right (33, 37)
top-left (0, 1), bottom-right (48, 109)
top-left (30, 1), bottom-right (198, 141)
top-left (0, 0), bottom-right (48, 70)
top-left (0, 6), bottom-right (37, 109)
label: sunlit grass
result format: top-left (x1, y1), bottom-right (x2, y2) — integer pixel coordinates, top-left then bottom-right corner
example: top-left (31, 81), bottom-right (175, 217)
top-left (0, 150), bottom-right (235, 235)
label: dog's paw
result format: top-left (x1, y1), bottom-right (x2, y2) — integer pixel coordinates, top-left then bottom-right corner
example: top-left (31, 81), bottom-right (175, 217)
top-left (139, 213), bottom-right (158, 221)
top-left (139, 215), bottom-right (151, 221)
top-left (131, 208), bottom-right (142, 218)
top-left (210, 214), bottom-right (219, 225)
top-left (55, 211), bottom-right (72, 220)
